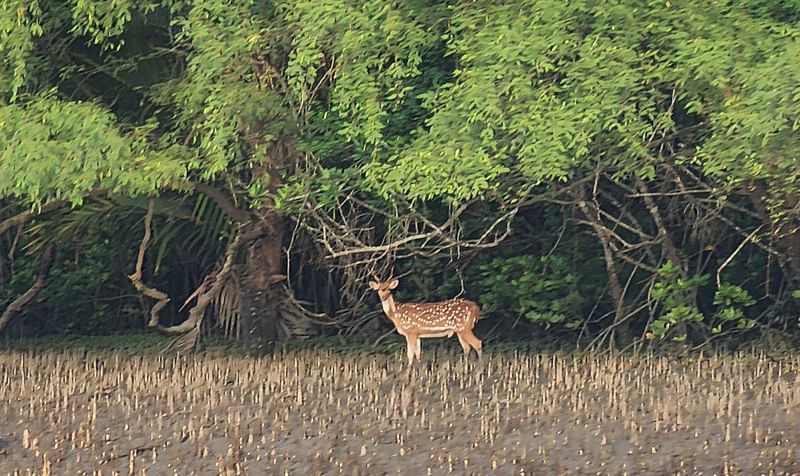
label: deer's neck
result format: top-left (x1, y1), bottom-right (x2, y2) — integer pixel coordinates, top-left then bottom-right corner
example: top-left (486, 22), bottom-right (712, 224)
top-left (380, 293), bottom-right (399, 322)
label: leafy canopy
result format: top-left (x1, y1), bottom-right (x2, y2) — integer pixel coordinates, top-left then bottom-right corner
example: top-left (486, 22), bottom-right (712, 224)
top-left (0, 0), bottom-right (798, 210)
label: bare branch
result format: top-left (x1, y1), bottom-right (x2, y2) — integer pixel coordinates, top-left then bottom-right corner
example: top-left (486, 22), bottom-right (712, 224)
top-left (0, 190), bottom-right (107, 236)
top-left (715, 213), bottom-right (782, 257)
top-left (636, 177), bottom-right (686, 276)
top-left (716, 225), bottom-right (763, 288)
top-left (626, 189), bottom-right (712, 198)
top-left (128, 199), bottom-right (171, 328)
top-left (326, 230), bottom-right (442, 258)
top-left (575, 182), bottom-right (631, 345)
top-left (0, 244), bottom-right (56, 333)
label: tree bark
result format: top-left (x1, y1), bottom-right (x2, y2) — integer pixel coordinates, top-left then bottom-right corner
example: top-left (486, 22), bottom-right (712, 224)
top-left (237, 140), bottom-right (289, 353)
top-left (239, 227), bottom-right (284, 353)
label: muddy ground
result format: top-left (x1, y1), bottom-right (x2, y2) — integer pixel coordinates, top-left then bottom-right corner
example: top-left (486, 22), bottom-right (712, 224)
top-left (0, 348), bottom-right (798, 475)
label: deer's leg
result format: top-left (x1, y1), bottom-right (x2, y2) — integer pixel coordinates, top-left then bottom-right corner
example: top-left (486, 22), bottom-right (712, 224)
top-left (404, 334), bottom-right (416, 366)
top-left (414, 337), bottom-right (422, 362)
top-left (463, 329), bottom-right (483, 359)
top-left (456, 332), bottom-right (472, 356)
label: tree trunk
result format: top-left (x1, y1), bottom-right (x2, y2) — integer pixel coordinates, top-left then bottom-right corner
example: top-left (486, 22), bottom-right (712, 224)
top-left (237, 135), bottom-right (289, 352)
top-left (238, 216), bottom-right (284, 353)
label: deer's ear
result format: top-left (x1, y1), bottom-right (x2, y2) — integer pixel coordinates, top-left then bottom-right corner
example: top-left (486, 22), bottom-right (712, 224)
top-left (368, 281), bottom-right (379, 290)
top-left (388, 279), bottom-right (399, 289)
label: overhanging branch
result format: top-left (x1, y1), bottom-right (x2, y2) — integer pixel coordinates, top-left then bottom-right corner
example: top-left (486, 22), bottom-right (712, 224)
top-left (0, 190), bottom-right (107, 236)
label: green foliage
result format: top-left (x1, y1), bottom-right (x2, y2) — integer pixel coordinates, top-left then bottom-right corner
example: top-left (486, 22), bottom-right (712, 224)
top-left (349, 0), bottom-right (800, 208)
top-left (0, 0), bottom-right (43, 101)
top-left (649, 264), bottom-right (758, 340)
top-left (166, 0), bottom-right (287, 180)
top-left (0, 193), bottom-right (227, 336)
top-left (4, 0), bottom-right (800, 208)
top-left (363, 0), bottom-right (661, 200)
top-left (711, 284), bottom-right (756, 334)
top-left (0, 94), bottom-right (187, 206)
top-left (473, 255), bottom-right (583, 329)
top-left (284, 0), bottom-right (436, 147)
top-left (648, 261), bottom-right (709, 341)
top-left (70, 0), bottom-right (133, 49)
top-left (274, 167), bottom-right (360, 213)
top-left (0, 230), bottom-right (133, 335)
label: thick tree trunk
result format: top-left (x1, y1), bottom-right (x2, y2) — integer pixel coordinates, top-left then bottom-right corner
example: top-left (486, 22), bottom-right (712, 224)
top-left (238, 216), bottom-right (284, 353)
top-left (237, 135), bottom-right (289, 352)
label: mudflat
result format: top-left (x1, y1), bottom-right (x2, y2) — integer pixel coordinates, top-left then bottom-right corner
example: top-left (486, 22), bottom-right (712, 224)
top-left (0, 349), bottom-right (797, 475)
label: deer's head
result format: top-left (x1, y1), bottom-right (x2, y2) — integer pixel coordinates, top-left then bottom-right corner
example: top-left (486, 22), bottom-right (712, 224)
top-left (368, 274), bottom-right (398, 301)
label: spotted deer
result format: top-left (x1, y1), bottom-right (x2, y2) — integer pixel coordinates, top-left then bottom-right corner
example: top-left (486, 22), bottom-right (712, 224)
top-left (369, 274), bottom-right (482, 365)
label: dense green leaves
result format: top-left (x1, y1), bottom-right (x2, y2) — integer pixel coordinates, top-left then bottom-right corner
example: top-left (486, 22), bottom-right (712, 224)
top-left (4, 0), bottom-right (799, 206)
top-left (70, 0), bottom-right (133, 48)
top-left (0, 94), bottom-right (186, 206)
top-left (0, 0), bottom-right (42, 101)
top-left (474, 255), bottom-right (584, 329)
top-left (285, 0), bottom-right (435, 145)
top-left (648, 261), bottom-right (709, 341)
